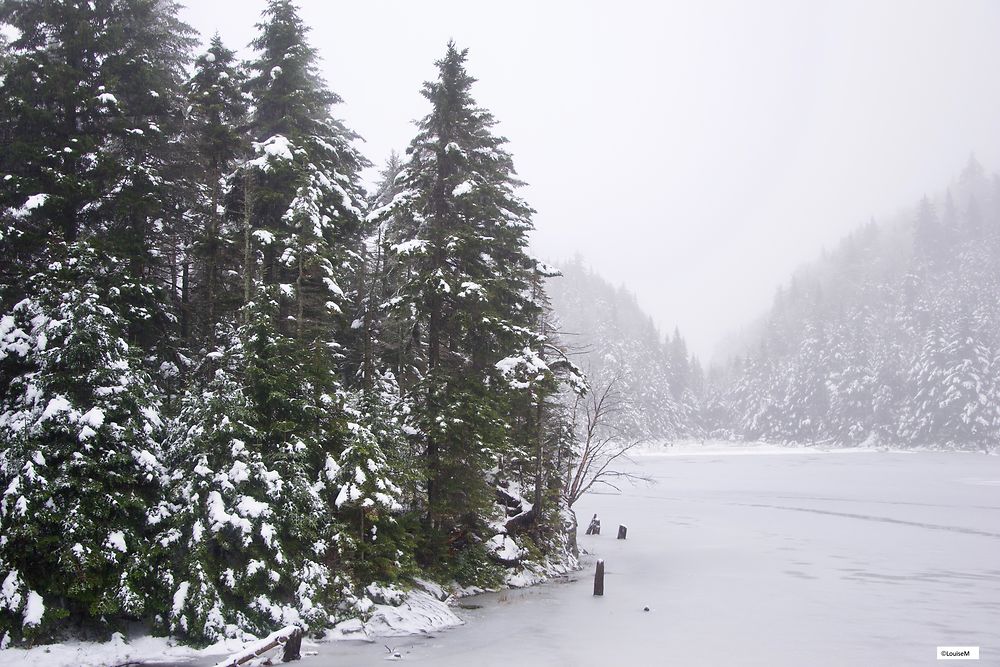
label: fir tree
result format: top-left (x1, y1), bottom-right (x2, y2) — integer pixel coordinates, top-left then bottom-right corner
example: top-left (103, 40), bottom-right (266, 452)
top-left (242, 0), bottom-right (367, 342)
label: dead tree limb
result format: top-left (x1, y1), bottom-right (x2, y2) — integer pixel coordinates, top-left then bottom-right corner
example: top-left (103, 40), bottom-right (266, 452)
top-left (563, 374), bottom-right (652, 508)
top-left (212, 625), bottom-right (303, 667)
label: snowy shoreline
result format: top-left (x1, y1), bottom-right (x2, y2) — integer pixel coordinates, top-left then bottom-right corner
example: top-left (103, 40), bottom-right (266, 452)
top-left (0, 585), bottom-right (463, 667)
top-left (632, 439), bottom-right (997, 457)
top-left (0, 556), bottom-right (578, 667)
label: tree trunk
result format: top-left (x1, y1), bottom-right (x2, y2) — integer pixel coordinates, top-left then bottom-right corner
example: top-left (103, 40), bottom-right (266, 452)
top-left (242, 172), bottom-right (254, 319)
top-left (180, 257), bottom-right (190, 341)
top-left (206, 170), bottom-right (220, 342)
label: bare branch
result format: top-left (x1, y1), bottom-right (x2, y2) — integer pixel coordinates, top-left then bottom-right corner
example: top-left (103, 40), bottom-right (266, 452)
top-left (563, 371), bottom-right (653, 507)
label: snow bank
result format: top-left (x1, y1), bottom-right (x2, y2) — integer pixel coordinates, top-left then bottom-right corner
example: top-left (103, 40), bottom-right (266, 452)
top-left (0, 631), bottom-right (243, 667)
top-left (363, 588), bottom-right (463, 637)
top-left (321, 581), bottom-right (462, 643)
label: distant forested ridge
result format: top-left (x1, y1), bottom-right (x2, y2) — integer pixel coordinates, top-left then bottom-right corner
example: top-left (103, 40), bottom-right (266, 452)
top-left (708, 158), bottom-right (1000, 451)
top-left (546, 258), bottom-right (704, 441)
top-left (0, 0), bottom-right (583, 646)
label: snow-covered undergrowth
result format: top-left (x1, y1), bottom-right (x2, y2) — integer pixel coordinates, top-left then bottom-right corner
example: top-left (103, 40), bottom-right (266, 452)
top-left (0, 583), bottom-right (463, 667)
top-left (0, 553), bottom-right (579, 667)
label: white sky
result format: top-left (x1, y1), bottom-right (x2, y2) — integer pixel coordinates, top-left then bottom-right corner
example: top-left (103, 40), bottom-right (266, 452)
top-left (180, 0), bottom-right (1000, 360)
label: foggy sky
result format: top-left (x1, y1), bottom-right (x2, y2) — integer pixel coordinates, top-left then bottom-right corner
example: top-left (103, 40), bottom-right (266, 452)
top-left (180, 0), bottom-right (1000, 360)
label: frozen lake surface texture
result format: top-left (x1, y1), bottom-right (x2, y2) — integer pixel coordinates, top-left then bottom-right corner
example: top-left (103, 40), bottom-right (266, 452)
top-left (313, 447), bottom-right (1000, 666)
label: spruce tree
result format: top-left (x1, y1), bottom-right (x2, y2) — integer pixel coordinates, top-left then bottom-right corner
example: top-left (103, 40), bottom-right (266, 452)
top-left (182, 35), bottom-right (250, 344)
top-left (0, 243), bottom-right (166, 643)
top-left (162, 0), bottom-right (371, 640)
top-left (242, 0), bottom-right (367, 342)
top-left (0, 0), bottom-right (194, 643)
top-left (164, 310), bottom-right (338, 643)
top-left (0, 0), bottom-right (194, 324)
top-left (385, 42), bottom-right (546, 569)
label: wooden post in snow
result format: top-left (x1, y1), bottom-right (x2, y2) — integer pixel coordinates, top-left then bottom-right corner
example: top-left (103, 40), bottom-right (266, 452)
top-left (585, 513), bottom-right (601, 535)
top-left (594, 559), bottom-right (605, 596)
top-left (617, 524), bottom-right (627, 540)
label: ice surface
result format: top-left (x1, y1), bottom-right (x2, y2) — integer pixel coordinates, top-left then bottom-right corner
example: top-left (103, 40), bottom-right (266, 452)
top-left (300, 448), bottom-right (1000, 665)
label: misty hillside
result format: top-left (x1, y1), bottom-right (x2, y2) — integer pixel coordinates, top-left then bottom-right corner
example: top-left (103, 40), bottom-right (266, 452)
top-left (712, 157), bottom-right (1000, 449)
top-left (546, 258), bottom-right (703, 440)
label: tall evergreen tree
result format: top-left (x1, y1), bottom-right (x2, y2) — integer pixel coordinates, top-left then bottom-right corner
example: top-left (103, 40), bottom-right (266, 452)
top-left (164, 0), bottom-right (376, 641)
top-left (181, 35), bottom-right (249, 344)
top-left (242, 0), bottom-right (367, 341)
top-left (0, 0), bottom-right (194, 331)
top-left (383, 42), bottom-right (546, 568)
top-left (0, 0), bottom-right (194, 643)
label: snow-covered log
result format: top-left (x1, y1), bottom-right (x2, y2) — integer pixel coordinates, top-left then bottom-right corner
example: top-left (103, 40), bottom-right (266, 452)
top-left (211, 626), bottom-right (302, 666)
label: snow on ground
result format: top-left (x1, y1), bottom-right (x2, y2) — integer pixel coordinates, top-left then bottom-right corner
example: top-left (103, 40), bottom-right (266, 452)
top-left (4, 445), bottom-right (999, 665)
top-left (0, 584), bottom-right (461, 667)
top-left (0, 632), bottom-right (243, 667)
top-left (360, 587), bottom-right (463, 638)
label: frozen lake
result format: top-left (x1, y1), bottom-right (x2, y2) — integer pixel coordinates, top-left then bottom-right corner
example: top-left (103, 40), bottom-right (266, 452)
top-left (313, 448), bottom-right (1000, 665)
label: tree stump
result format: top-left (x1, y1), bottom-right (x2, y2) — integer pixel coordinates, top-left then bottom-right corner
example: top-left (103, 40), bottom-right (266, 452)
top-left (585, 513), bottom-right (601, 535)
top-left (594, 559), bottom-right (605, 596)
top-left (282, 627), bottom-right (302, 662)
top-left (617, 524), bottom-right (627, 540)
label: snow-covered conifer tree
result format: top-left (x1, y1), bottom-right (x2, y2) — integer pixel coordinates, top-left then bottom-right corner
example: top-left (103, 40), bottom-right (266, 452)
top-left (0, 244), bottom-right (166, 643)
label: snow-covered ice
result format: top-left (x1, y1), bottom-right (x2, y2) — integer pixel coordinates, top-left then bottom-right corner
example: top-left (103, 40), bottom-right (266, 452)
top-left (300, 447), bottom-right (1000, 665)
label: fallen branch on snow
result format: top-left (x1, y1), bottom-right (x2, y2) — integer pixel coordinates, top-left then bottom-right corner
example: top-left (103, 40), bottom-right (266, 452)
top-left (211, 625), bottom-right (302, 666)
